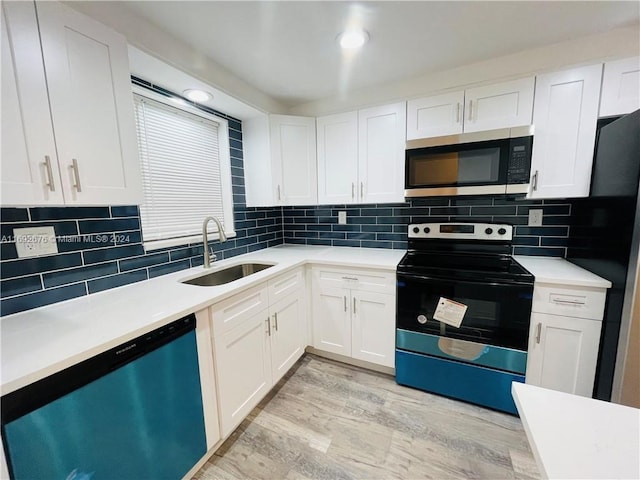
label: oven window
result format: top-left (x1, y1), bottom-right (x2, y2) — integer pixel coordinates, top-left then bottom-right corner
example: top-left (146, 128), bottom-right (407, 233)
top-left (396, 274), bottom-right (532, 351)
top-left (408, 147), bottom-right (501, 186)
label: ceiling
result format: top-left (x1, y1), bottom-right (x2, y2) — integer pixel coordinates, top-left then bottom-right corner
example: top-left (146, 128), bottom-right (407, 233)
top-left (119, 1), bottom-right (639, 109)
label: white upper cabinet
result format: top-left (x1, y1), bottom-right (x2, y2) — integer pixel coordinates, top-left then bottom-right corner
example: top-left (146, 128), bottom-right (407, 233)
top-left (464, 77), bottom-right (535, 133)
top-left (2, 1), bottom-right (141, 206)
top-left (406, 77), bottom-right (534, 139)
top-left (528, 64), bottom-right (603, 199)
top-left (317, 103), bottom-right (405, 205)
top-left (269, 115), bottom-right (317, 206)
top-left (36, 1), bottom-right (142, 205)
top-left (599, 57), bottom-right (640, 117)
top-left (1, 2), bottom-right (63, 205)
top-left (317, 111), bottom-right (359, 204)
top-left (358, 103), bottom-right (406, 204)
top-left (406, 91), bottom-right (464, 139)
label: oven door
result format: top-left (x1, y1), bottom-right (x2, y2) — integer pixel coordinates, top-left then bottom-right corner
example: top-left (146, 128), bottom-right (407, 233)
top-left (396, 272), bottom-right (533, 352)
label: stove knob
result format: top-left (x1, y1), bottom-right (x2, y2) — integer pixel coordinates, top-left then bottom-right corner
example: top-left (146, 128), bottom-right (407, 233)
top-left (498, 228), bottom-right (507, 235)
top-left (423, 227), bottom-right (431, 234)
top-left (417, 315), bottom-right (428, 324)
top-left (485, 228), bottom-right (493, 235)
top-left (412, 227), bottom-right (420, 234)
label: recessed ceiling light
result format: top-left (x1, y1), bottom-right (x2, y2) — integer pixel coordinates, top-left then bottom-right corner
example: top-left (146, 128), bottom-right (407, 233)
top-left (338, 30), bottom-right (369, 49)
top-left (183, 89), bottom-right (212, 102)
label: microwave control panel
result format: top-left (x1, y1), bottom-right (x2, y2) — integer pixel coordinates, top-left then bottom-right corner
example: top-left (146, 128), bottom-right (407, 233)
top-left (507, 137), bottom-right (533, 184)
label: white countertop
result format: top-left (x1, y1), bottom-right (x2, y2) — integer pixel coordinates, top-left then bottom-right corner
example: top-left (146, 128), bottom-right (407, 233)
top-left (0, 245), bottom-right (404, 395)
top-left (512, 382), bottom-right (639, 480)
top-left (514, 256), bottom-right (612, 289)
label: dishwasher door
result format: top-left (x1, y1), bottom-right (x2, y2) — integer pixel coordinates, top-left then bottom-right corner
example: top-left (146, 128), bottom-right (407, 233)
top-left (1, 314), bottom-right (207, 480)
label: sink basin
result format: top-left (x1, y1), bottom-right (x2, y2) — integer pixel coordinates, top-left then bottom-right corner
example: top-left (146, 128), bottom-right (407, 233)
top-left (182, 263), bottom-right (275, 286)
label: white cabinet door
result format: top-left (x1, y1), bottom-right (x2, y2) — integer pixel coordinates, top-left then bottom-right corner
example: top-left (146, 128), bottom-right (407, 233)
top-left (351, 292), bottom-right (395, 368)
top-left (269, 292), bottom-right (304, 383)
top-left (529, 64), bottom-right (602, 199)
top-left (526, 312), bottom-right (602, 397)
top-left (464, 77), bottom-right (535, 133)
top-left (599, 57), bottom-right (640, 117)
top-left (36, 2), bottom-right (142, 205)
top-left (317, 111), bottom-right (358, 204)
top-left (406, 91), bottom-right (464, 139)
top-left (1, 3), bottom-right (63, 205)
top-left (270, 115), bottom-right (317, 206)
top-left (358, 103), bottom-right (406, 204)
top-left (214, 309), bottom-right (272, 437)
top-left (312, 286), bottom-right (351, 356)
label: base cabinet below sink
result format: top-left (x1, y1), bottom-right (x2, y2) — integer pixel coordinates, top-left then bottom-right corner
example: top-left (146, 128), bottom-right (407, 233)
top-left (211, 268), bottom-right (306, 437)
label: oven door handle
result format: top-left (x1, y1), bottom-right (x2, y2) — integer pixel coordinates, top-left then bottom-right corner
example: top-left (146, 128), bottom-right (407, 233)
top-left (397, 273), bottom-right (530, 288)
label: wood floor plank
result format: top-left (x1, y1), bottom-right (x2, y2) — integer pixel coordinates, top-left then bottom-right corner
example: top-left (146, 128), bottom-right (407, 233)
top-left (193, 354), bottom-right (539, 480)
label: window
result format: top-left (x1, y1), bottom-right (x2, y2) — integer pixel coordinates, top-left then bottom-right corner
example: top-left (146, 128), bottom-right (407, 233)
top-left (133, 90), bottom-right (235, 250)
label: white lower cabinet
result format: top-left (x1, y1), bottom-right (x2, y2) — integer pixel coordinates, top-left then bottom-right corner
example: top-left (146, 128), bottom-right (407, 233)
top-left (269, 292), bottom-right (304, 383)
top-left (213, 306), bottom-right (272, 437)
top-left (351, 291), bottom-right (396, 367)
top-left (311, 267), bottom-right (396, 368)
top-left (211, 269), bottom-right (305, 437)
top-left (526, 312), bottom-right (602, 397)
top-left (525, 282), bottom-right (607, 397)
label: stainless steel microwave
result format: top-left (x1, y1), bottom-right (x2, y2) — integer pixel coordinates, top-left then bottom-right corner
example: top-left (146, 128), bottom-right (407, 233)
top-left (405, 126), bottom-right (534, 197)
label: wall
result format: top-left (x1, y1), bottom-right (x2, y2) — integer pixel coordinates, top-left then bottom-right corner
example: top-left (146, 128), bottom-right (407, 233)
top-left (282, 196), bottom-right (572, 256)
top-left (289, 25), bottom-right (639, 116)
top-left (0, 80), bottom-right (283, 317)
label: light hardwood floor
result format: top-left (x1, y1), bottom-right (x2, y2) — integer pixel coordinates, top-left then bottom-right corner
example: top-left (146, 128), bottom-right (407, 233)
top-left (193, 354), bottom-right (540, 480)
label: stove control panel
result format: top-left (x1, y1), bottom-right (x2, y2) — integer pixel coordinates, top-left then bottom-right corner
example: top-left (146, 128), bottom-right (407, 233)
top-left (408, 223), bottom-right (513, 241)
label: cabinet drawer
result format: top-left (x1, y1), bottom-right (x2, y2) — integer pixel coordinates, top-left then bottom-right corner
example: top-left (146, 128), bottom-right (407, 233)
top-left (211, 283), bottom-right (269, 334)
top-left (312, 267), bottom-right (395, 294)
top-left (531, 284), bottom-right (606, 320)
top-left (268, 268), bottom-right (304, 304)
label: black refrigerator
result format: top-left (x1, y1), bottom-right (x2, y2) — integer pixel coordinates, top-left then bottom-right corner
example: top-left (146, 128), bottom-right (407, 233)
top-left (566, 109), bottom-right (640, 401)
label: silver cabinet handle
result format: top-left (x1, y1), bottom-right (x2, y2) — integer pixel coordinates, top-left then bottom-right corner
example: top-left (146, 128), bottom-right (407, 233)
top-left (277, 184), bottom-right (281, 201)
top-left (351, 182), bottom-right (355, 199)
top-left (344, 296), bottom-right (347, 312)
top-left (353, 297), bottom-right (357, 314)
top-left (468, 100), bottom-right (473, 121)
top-left (273, 313), bottom-right (278, 331)
top-left (71, 158), bottom-right (82, 192)
top-left (341, 276), bottom-right (358, 281)
top-left (42, 155), bottom-right (55, 191)
top-left (266, 317), bottom-right (271, 336)
top-left (360, 182), bottom-right (364, 199)
top-left (535, 323), bottom-right (542, 344)
top-left (456, 102), bottom-right (461, 123)
top-left (531, 170), bottom-right (539, 191)
top-left (552, 299), bottom-right (586, 305)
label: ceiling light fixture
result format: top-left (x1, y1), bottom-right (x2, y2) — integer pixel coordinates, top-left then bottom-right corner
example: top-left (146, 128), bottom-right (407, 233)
top-left (338, 29), bottom-right (369, 49)
top-left (183, 89), bottom-right (212, 103)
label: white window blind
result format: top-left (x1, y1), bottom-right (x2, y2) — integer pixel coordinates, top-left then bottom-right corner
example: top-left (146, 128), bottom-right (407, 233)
top-left (133, 94), bottom-right (233, 246)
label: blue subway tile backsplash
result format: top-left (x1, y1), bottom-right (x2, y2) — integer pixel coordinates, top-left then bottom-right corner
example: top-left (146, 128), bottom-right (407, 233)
top-left (282, 196), bottom-right (573, 255)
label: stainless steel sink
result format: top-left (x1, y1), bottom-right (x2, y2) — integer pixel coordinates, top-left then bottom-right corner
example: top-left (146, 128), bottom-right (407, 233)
top-left (181, 263), bottom-right (275, 286)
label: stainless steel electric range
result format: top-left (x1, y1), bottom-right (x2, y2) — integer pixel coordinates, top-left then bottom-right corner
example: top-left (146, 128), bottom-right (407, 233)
top-left (395, 222), bottom-right (534, 414)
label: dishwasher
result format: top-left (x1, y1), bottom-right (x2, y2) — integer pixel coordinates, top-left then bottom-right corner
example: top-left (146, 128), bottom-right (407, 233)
top-left (1, 313), bottom-right (207, 479)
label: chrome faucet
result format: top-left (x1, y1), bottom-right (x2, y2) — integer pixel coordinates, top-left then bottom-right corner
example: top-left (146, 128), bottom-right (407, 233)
top-left (202, 216), bottom-right (227, 268)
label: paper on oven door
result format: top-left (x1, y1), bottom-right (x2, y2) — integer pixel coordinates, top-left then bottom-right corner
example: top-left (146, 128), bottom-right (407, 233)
top-left (433, 297), bottom-right (468, 328)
